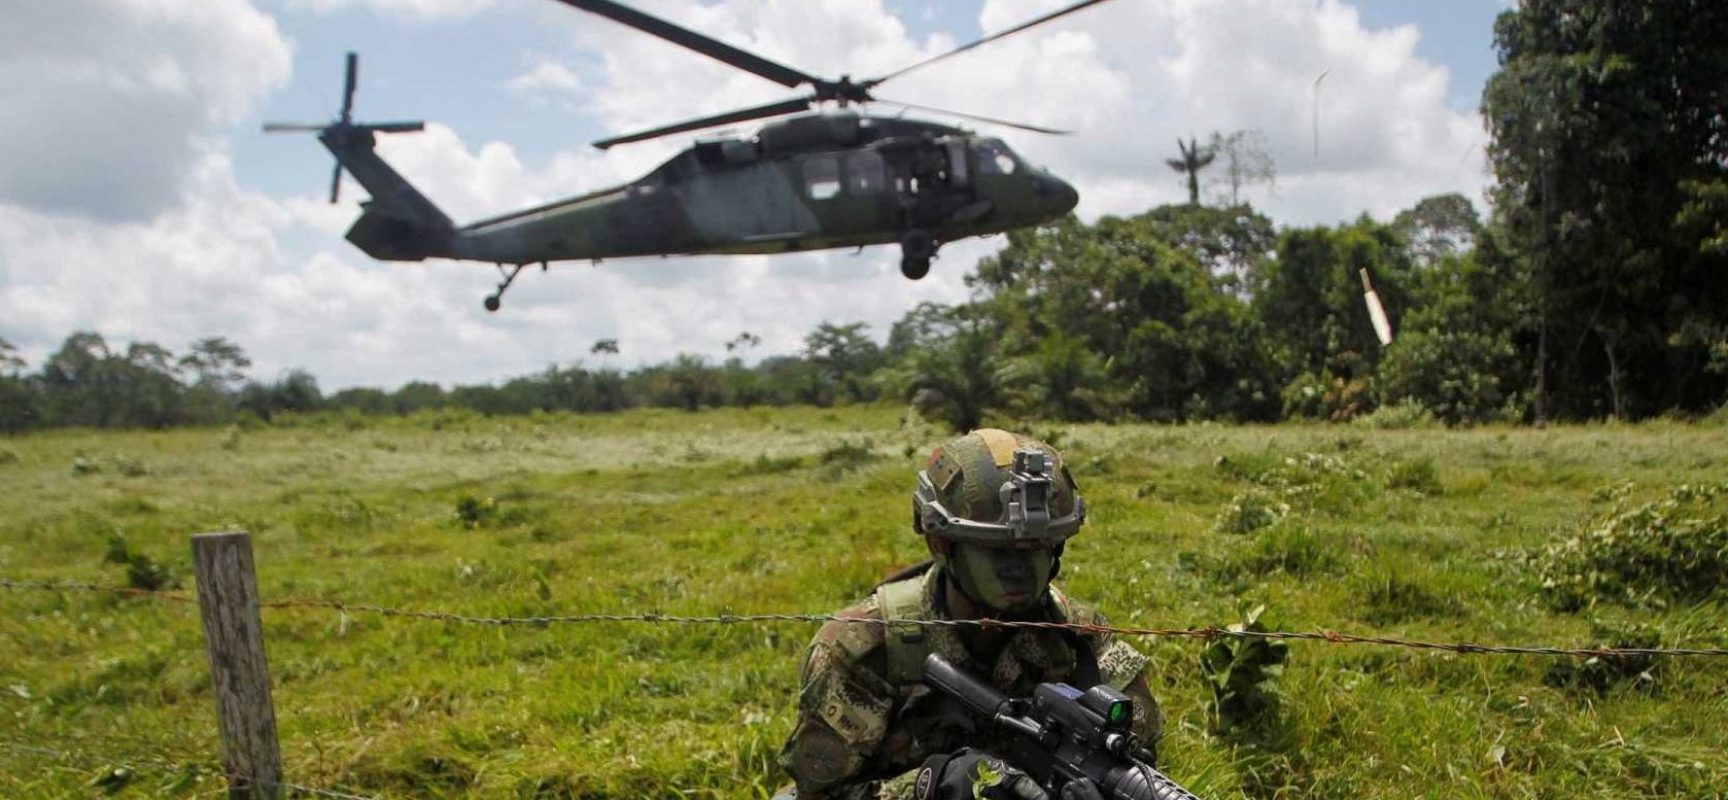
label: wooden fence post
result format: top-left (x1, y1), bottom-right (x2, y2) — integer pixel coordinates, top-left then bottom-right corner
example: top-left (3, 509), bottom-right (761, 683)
top-left (192, 531), bottom-right (283, 800)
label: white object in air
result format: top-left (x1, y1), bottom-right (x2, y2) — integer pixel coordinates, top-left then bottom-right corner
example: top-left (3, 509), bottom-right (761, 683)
top-left (1359, 268), bottom-right (1394, 346)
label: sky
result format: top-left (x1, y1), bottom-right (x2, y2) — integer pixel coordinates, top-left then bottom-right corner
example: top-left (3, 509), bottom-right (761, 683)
top-left (0, 0), bottom-right (1507, 391)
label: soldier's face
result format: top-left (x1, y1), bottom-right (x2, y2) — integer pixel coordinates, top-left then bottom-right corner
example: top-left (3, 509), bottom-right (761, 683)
top-left (949, 542), bottom-right (1054, 614)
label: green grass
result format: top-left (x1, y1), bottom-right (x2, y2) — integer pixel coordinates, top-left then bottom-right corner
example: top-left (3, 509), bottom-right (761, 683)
top-left (2, 408), bottom-right (1726, 798)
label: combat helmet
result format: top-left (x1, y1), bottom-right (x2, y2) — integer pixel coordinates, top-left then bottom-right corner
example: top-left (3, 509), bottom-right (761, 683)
top-left (913, 428), bottom-right (1085, 545)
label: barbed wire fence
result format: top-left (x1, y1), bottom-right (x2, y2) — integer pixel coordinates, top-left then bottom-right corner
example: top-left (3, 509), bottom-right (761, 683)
top-left (5, 530), bottom-right (1728, 798)
top-left (7, 577), bottom-right (1727, 659)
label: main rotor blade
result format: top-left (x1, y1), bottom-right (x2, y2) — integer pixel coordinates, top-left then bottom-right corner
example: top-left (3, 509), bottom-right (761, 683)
top-left (874, 97), bottom-right (1072, 135)
top-left (593, 96), bottom-right (813, 149)
top-left (341, 52), bottom-right (358, 123)
top-left (866, 0), bottom-right (1118, 87)
top-left (549, 0), bottom-right (819, 90)
top-left (262, 122), bottom-right (328, 132)
top-left (365, 121), bottom-right (426, 133)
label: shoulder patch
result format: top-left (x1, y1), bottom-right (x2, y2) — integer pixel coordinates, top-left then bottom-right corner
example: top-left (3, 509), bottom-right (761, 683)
top-left (816, 666), bottom-right (893, 747)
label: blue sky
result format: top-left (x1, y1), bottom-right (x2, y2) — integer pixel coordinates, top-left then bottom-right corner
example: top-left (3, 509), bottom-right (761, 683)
top-left (2, 0), bottom-right (1509, 390)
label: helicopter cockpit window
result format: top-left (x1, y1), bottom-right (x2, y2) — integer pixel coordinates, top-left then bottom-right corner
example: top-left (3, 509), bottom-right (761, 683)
top-left (846, 151), bottom-right (885, 194)
top-left (803, 156), bottom-right (842, 200)
top-left (974, 139), bottom-right (1019, 175)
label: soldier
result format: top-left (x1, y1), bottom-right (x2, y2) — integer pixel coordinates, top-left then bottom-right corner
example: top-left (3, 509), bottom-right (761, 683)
top-left (777, 429), bottom-right (1162, 800)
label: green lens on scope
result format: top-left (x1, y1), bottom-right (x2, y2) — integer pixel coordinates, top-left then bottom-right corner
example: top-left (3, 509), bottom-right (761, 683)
top-left (1108, 701), bottom-right (1129, 725)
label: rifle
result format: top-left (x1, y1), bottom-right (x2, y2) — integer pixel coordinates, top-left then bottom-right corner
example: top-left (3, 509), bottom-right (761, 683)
top-left (923, 653), bottom-right (1204, 800)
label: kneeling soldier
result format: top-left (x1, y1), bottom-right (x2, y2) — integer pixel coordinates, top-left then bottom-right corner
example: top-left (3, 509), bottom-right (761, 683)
top-left (777, 429), bottom-right (1162, 799)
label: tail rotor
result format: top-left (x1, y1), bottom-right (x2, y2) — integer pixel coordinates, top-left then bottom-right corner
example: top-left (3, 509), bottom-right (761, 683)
top-left (262, 52), bottom-right (425, 204)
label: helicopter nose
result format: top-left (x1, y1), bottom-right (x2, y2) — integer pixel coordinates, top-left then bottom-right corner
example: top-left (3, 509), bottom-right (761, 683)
top-left (1035, 173), bottom-right (1079, 215)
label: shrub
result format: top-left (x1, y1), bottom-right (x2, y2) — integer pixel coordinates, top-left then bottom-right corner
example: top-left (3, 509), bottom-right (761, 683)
top-left (454, 495), bottom-right (497, 528)
top-left (1188, 526), bottom-right (1346, 584)
top-left (1199, 604), bottom-right (1288, 734)
top-left (818, 438), bottom-right (879, 479)
top-left (743, 452), bottom-right (804, 475)
top-left (125, 554), bottom-right (178, 591)
top-left (1536, 483), bottom-right (1728, 610)
top-left (112, 455), bottom-right (148, 478)
top-left (1352, 399), bottom-right (1437, 430)
top-left (0, 447), bottom-right (19, 466)
top-left (1213, 489), bottom-right (1289, 534)
top-left (72, 456), bottom-right (101, 476)
top-left (1385, 457), bottom-right (1442, 495)
top-left (1356, 573), bottom-right (1455, 625)
top-left (1544, 620), bottom-right (1660, 695)
top-left (103, 533), bottom-right (178, 591)
top-left (1239, 526), bottom-right (1344, 576)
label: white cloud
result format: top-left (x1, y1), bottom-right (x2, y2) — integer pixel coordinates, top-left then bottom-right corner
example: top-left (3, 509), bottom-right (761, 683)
top-left (0, 0), bottom-right (290, 221)
top-left (286, 0), bottom-right (493, 20)
top-left (505, 60), bottom-right (587, 109)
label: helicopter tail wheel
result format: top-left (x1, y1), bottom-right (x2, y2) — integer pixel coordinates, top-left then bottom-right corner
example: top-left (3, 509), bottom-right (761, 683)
top-left (485, 262), bottom-right (528, 313)
top-left (901, 257), bottom-right (931, 280)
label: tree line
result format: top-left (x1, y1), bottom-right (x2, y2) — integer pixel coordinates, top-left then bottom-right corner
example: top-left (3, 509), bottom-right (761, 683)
top-left (1, 0), bottom-right (1721, 434)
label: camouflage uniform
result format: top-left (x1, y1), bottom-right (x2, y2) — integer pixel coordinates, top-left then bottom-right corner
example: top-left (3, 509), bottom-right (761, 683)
top-left (777, 564), bottom-right (1161, 800)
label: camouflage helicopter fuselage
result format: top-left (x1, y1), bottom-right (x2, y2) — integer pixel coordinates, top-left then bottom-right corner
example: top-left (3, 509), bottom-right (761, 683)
top-left (332, 112), bottom-right (1078, 269)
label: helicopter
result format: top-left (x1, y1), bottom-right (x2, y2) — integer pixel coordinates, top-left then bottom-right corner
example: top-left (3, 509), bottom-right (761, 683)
top-left (264, 0), bottom-right (1115, 312)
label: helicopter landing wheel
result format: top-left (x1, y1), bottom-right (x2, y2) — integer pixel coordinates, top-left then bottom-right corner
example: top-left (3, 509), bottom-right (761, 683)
top-left (484, 262), bottom-right (530, 313)
top-left (899, 230), bottom-right (937, 280)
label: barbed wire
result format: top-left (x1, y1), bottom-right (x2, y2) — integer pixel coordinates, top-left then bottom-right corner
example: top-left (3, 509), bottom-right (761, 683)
top-left (7, 577), bottom-right (1728, 660)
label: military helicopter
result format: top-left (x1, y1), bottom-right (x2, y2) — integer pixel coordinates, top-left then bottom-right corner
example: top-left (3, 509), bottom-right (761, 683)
top-left (264, 0), bottom-right (1114, 311)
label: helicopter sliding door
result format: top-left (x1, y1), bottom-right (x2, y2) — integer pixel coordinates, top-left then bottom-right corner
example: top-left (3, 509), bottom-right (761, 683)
top-left (803, 150), bottom-right (894, 244)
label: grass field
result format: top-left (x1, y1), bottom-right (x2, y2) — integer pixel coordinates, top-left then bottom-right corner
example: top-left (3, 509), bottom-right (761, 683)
top-left (2, 406), bottom-right (1726, 798)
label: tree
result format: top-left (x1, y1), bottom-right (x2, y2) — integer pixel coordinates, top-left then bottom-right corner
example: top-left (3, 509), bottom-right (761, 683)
top-left (1165, 137), bottom-right (1217, 207)
top-left (178, 337), bottom-right (250, 425)
top-left (0, 337), bottom-right (36, 433)
top-left (1483, 0), bottom-right (1728, 417)
top-left (890, 313), bottom-right (1007, 433)
top-left (1134, 204), bottom-right (1276, 293)
top-left (120, 341), bottom-right (184, 428)
top-left (394, 381), bottom-right (446, 414)
top-left (1207, 129), bottom-right (1276, 207)
top-left (179, 337), bottom-right (251, 392)
top-left (664, 353), bottom-right (720, 411)
top-left (971, 212), bottom-right (1278, 421)
top-left (41, 331), bottom-right (118, 427)
top-left (803, 322), bottom-right (883, 404)
top-left (1391, 193), bottom-right (1482, 269)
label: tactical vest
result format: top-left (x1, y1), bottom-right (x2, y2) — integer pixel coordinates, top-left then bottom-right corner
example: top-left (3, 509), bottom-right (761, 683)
top-left (874, 571), bottom-right (1101, 689)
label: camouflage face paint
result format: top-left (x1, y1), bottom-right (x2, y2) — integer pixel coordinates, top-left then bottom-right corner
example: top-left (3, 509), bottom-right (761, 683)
top-left (949, 542), bottom-right (1053, 614)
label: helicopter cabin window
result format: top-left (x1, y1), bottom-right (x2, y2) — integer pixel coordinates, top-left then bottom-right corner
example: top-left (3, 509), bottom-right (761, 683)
top-left (803, 156), bottom-right (842, 200)
top-left (975, 139), bottom-right (1019, 175)
top-left (846, 151), bottom-right (885, 194)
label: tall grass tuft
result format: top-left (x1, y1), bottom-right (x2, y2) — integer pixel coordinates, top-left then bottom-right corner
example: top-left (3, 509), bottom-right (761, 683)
top-left (1536, 482), bottom-right (1728, 610)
